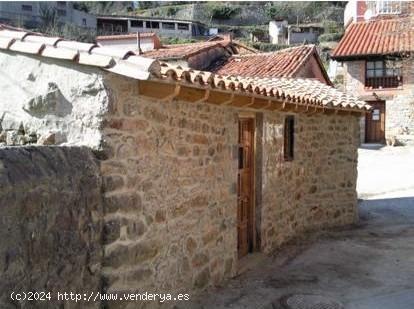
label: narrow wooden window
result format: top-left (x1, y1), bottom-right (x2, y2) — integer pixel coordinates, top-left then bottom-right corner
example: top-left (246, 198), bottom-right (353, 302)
top-left (284, 116), bottom-right (295, 161)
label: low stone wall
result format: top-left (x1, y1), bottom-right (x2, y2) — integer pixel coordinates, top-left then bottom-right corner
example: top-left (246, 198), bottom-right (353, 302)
top-left (0, 146), bottom-right (103, 309)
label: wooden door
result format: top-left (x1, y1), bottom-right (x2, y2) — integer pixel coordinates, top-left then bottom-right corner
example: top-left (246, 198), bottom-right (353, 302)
top-left (237, 118), bottom-right (254, 258)
top-left (365, 101), bottom-right (385, 143)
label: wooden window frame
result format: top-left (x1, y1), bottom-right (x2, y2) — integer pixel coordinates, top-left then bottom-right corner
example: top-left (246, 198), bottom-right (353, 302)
top-left (284, 115), bottom-right (295, 161)
top-left (365, 59), bottom-right (403, 89)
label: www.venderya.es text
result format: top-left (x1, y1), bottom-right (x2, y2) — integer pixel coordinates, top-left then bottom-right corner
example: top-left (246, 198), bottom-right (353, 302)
top-left (10, 291), bottom-right (190, 303)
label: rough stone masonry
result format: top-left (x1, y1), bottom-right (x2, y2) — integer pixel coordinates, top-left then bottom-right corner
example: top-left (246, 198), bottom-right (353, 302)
top-left (0, 51), bottom-right (360, 308)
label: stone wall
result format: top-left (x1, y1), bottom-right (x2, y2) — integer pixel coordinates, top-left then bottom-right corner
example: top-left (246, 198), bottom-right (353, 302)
top-left (386, 58), bottom-right (414, 144)
top-left (0, 146), bottom-right (103, 308)
top-left (343, 58), bottom-right (414, 144)
top-left (100, 74), bottom-right (239, 299)
top-left (100, 73), bottom-right (360, 297)
top-left (259, 112), bottom-right (360, 252)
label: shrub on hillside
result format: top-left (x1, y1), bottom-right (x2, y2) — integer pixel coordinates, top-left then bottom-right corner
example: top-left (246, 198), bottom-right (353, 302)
top-left (251, 43), bottom-right (295, 52)
top-left (318, 32), bottom-right (344, 42)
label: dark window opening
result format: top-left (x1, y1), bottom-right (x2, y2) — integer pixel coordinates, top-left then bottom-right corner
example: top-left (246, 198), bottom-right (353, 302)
top-left (177, 23), bottom-right (189, 31)
top-left (21, 5), bottom-right (32, 11)
top-left (130, 20), bottom-right (143, 28)
top-left (238, 146), bottom-right (244, 169)
top-left (162, 22), bottom-right (175, 30)
top-left (284, 116), bottom-right (295, 161)
top-left (145, 21), bottom-right (159, 29)
top-left (365, 59), bottom-right (403, 88)
top-left (57, 9), bottom-right (67, 16)
top-left (82, 18), bottom-right (86, 26)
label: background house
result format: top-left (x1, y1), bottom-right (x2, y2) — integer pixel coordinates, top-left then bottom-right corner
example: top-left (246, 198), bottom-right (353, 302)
top-left (269, 20), bottom-right (324, 45)
top-left (97, 15), bottom-right (207, 38)
top-left (331, 1), bottom-right (414, 145)
top-left (0, 1), bottom-right (96, 29)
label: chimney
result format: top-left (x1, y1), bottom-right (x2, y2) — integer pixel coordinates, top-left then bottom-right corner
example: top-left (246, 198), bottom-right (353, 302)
top-left (137, 32), bottom-right (142, 55)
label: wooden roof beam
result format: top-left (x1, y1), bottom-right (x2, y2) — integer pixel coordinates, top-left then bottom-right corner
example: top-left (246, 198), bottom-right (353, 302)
top-left (138, 80), bottom-right (179, 100)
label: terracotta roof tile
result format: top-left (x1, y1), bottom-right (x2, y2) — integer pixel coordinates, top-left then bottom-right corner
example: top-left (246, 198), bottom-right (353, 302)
top-left (9, 41), bottom-right (45, 54)
top-left (56, 40), bottom-right (97, 53)
top-left (90, 46), bottom-right (134, 59)
top-left (24, 34), bottom-right (61, 46)
top-left (41, 46), bottom-right (78, 60)
top-left (142, 40), bottom-right (232, 60)
top-left (0, 26), bottom-right (160, 79)
top-left (332, 17), bottom-right (413, 59)
top-left (157, 62), bottom-right (370, 112)
top-left (0, 26), bottom-right (370, 113)
top-left (214, 45), bottom-right (316, 78)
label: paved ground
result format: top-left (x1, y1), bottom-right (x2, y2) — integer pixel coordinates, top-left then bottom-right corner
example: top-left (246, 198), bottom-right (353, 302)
top-left (183, 146), bottom-right (414, 309)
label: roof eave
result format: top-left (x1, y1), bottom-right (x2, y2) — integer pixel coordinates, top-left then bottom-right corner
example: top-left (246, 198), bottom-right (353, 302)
top-left (331, 51), bottom-right (411, 61)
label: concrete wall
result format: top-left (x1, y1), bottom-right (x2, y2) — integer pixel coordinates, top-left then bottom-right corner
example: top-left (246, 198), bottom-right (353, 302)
top-left (343, 58), bottom-right (414, 144)
top-left (0, 146), bottom-right (103, 308)
top-left (288, 31), bottom-right (318, 44)
top-left (0, 51), bottom-right (109, 148)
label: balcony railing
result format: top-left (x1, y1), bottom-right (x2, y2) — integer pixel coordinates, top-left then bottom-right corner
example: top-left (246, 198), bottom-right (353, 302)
top-left (365, 76), bottom-right (402, 89)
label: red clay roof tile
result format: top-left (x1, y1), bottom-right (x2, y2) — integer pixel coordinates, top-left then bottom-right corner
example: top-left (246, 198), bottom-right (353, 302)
top-left (142, 40), bottom-right (233, 59)
top-left (332, 17), bottom-right (413, 59)
top-left (214, 45), bottom-right (317, 78)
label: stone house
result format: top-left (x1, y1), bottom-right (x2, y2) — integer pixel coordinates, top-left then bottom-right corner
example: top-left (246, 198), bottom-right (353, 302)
top-left (96, 32), bottom-right (162, 53)
top-left (0, 27), bottom-right (370, 308)
top-left (213, 45), bottom-right (332, 85)
top-left (331, 13), bottom-right (414, 144)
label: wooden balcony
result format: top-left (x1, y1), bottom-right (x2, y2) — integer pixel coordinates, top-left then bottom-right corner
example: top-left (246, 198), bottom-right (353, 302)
top-left (365, 76), bottom-right (402, 89)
